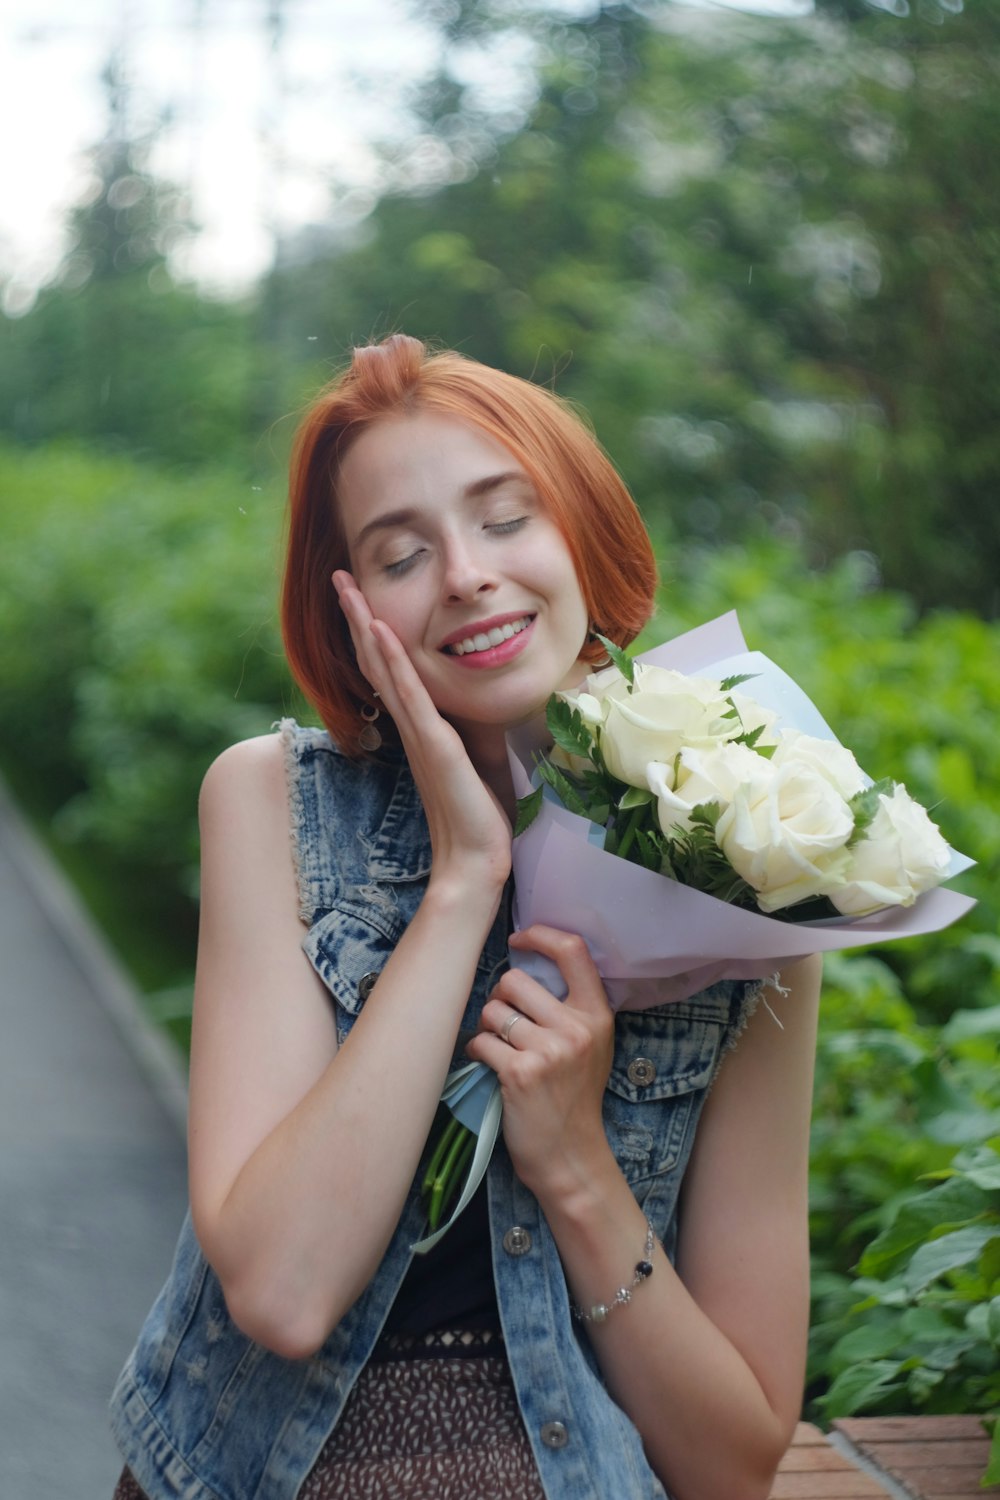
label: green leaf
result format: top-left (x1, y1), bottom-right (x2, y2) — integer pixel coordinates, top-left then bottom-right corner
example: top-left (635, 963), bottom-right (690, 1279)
top-left (536, 759), bottom-right (592, 819)
top-left (689, 800), bottom-right (722, 831)
top-left (514, 786), bottom-right (543, 836)
top-left (831, 1320), bottom-right (905, 1367)
top-left (942, 1006), bottom-right (1000, 1044)
top-left (981, 1238), bottom-right (1000, 1286)
top-left (619, 786), bottom-right (654, 810)
top-left (733, 722), bottom-right (768, 750)
top-left (907, 1366), bottom-right (945, 1402)
top-left (901, 1304), bottom-right (966, 1343)
top-left (820, 1360), bottom-right (906, 1417)
top-left (921, 1336), bottom-right (978, 1372)
top-left (848, 779), bottom-right (896, 844)
top-left (983, 1418), bottom-right (1000, 1486)
top-left (635, 826), bottom-right (667, 872)
top-left (859, 1178), bottom-right (993, 1277)
top-left (903, 1227), bottom-right (1000, 1296)
top-left (594, 633), bottom-right (634, 686)
top-left (546, 696), bottom-right (595, 761)
top-left (719, 672), bottom-right (759, 691)
top-left (986, 1295), bottom-right (1000, 1346)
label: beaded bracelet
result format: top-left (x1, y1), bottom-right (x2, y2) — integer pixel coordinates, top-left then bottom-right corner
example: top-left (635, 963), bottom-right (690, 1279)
top-left (570, 1219), bottom-right (657, 1324)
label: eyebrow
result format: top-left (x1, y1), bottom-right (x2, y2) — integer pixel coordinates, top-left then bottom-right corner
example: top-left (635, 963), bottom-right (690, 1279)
top-left (350, 471), bottom-right (530, 552)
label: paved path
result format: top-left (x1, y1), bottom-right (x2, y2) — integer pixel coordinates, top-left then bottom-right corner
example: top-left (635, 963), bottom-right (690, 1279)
top-left (0, 782), bottom-right (189, 1500)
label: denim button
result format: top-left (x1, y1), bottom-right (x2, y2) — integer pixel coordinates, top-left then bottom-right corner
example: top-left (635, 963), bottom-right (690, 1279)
top-left (502, 1225), bottom-right (532, 1256)
top-left (358, 971), bottom-right (379, 1000)
top-left (627, 1056), bottom-right (656, 1087)
top-left (540, 1420), bottom-right (569, 1448)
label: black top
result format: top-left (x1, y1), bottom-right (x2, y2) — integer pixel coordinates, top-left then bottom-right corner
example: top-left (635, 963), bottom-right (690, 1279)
top-left (383, 1176), bottom-right (499, 1338)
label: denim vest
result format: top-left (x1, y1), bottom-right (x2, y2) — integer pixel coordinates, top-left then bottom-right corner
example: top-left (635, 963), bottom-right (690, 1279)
top-left (111, 721), bottom-right (758, 1500)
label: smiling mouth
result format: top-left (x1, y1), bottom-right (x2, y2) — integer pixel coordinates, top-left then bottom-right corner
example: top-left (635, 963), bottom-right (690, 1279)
top-left (445, 616), bottom-right (534, 656)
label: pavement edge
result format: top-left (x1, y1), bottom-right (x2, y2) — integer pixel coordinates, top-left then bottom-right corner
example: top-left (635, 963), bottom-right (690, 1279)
top-left (0, 775), bottom-right (188, 1138)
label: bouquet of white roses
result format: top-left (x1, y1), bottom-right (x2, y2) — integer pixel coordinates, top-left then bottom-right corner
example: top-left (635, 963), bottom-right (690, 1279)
top-left (413, 613), bottom-right (974, 1252)
top-left (525, 641), bottom-right (952, 922)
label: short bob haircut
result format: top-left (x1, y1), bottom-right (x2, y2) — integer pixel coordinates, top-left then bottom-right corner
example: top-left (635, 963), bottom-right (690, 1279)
top-left (282, 334), bottom-right (658, 754)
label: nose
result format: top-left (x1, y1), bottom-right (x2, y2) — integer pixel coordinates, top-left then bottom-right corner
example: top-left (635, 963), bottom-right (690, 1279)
top-left (441, 535), bottom-right (497, 603)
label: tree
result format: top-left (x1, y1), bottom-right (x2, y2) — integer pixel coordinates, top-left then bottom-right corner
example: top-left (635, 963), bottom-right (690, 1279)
top-left (0, 52), bottom-right (256, 468)
top-left (275, 0), bottom-right (999, 613)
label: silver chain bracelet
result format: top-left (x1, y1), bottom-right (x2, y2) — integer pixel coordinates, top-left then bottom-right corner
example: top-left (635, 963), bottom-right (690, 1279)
top-left (570, 1219), bottom-right (657, 1324)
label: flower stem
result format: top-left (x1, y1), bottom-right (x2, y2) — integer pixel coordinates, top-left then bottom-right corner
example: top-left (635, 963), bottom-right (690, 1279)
top-left (615, 805), bottom-right (644, 862)
top-left (422, 1112), bottom-right (462, 1198)
top-left (427, 1120), bottom-right (474, 1230)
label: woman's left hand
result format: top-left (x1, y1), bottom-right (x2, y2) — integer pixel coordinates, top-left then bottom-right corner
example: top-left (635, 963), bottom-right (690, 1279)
top-left (465, 924), bottom-right (616, 1202)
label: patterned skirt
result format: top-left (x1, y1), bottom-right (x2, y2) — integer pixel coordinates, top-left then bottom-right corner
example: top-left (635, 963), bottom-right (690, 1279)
top-left (113, 1339), bottom-right (546, 1500)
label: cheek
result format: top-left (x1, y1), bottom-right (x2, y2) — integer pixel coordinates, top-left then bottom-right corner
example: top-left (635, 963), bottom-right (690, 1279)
top-left (352, 576), bottom-right (417, 645)
top-left (556, 564), bottom-right (590, 641)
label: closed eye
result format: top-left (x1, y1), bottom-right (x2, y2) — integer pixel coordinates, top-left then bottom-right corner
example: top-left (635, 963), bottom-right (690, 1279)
top-left (382, 515), bottom-right (527, 575)
top-left (383, 548), bottom-right (426, 577)
top-left (487, 516), bottom-right (529, 535)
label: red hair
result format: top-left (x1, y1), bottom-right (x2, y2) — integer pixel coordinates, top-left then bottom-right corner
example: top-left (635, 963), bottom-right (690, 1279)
top-left (281, 335), bottom-right (657, 753)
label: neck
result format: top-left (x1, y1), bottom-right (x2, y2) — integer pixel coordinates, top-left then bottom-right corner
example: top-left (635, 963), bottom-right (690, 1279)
top-left (462, 708), bottom-right (552, 828)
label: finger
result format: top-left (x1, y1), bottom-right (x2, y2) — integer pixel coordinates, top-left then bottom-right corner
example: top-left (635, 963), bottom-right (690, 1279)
top-left (508, 926), bottom-right (610, 1017)
top-left (333, 576), bottom-right (431, 735)
top-left (332, 571), bottom-right (383, 684)
top-left (465, 1025), bottom-right (535, 1076)
top-left (366, 619), bottom-right (457, 746)
top-left (485, 970), bottom-right (563, 1029)
top-left (497, 1006), bottom-right (529, 1047)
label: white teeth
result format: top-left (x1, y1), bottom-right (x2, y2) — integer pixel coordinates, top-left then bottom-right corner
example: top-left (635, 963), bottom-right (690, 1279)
top-left (451, 616), bottom-right (530, 656)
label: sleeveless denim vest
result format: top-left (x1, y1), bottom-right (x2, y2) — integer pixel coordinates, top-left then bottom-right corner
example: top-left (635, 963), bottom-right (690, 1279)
top-left (110, 721), bottom-right (758, 1500)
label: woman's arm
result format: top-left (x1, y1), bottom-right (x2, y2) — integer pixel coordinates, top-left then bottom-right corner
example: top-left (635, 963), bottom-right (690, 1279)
top-left (188, 584), bottom-right (513, 1359)
top-left (469, 938), bottom-right (821, 1500)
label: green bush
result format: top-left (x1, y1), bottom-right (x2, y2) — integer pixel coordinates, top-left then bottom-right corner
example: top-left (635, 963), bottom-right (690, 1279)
top-left (0, 440), bottom-right (300, 1006)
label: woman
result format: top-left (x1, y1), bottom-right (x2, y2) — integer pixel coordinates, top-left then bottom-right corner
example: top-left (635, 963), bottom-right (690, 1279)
top-left (111, 334), bottom-right (821, 1500)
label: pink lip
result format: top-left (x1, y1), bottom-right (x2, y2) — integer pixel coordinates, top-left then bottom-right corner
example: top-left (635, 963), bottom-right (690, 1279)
top-left (438, 611), bottom-right (535, 652)
top-left (439, 613), bottom-right (536, 670)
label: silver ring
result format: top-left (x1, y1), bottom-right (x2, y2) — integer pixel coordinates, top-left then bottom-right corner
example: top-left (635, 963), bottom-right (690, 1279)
top-left (501, 1012), bottom-right (523, 1044)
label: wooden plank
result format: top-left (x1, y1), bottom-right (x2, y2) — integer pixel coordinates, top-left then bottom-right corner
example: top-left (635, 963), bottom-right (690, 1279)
top-left (778, 1443), bottom-right (877, 1474)
top-left (831, 1416), bottom-right (999, 1500)
top-left (793, 1424), bottom-right (836, 1446)
top-left (769, 1472), bottom-right (894, 1499)
top-left (770, 1426), bottom-right (895, 1499)
top-left (857, 1442), bottom-right (990, 1470)
top-left (834, 1418), bottom-right (990, 1443)
top-left (875, 1469), bottom-right (995, 1499)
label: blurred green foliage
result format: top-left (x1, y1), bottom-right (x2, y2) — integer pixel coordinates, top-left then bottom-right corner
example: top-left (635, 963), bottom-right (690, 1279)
top-left (2, 1), bottom-right (998, 608)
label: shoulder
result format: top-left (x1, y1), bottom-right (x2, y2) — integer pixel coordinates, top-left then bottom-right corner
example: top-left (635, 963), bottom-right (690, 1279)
top-left (199, 732), bottom-right (289, 832)
top-left (199, 721), bottom-right (351, 821)
top-left (684, 955), bottom-right (821, 1198)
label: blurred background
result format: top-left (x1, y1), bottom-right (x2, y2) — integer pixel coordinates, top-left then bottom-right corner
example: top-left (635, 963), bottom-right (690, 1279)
top-left (1, 0), bottom-right (998, 1444)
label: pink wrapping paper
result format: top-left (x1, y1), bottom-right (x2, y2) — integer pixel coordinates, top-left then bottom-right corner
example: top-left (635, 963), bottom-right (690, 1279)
top-left (506, 613), bottom-right (975, 1008)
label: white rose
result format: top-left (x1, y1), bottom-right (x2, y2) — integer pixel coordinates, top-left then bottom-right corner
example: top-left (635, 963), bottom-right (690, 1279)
top-left (598, 668), bottom-right (735, 788)
top-left (552, 678), bottom-right (626, 773)
top-left (649, 741), bottom-right (766, 837)
top-left (716, 761), bottom-right (854, 913)
top-left (571, 691), bottom-right (606, 727)
top-left (830, 784), bottom-right (952, 915)
top-left (569, 663), bottom-right (633, 713)
top-left (725, 689), bottom-right (780, 751)
top-left (771, 729), bottom-right (867, 800)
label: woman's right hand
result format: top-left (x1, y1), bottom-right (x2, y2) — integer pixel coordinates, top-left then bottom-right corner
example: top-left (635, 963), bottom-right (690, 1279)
top-left (333, 570), bottom-right (512, 892)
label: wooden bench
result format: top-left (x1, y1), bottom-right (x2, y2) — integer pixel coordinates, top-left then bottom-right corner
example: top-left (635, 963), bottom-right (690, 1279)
top-left (769, 1417), bottom-right (998, 1500)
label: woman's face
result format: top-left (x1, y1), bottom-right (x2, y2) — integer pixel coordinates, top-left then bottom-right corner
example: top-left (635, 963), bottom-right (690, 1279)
top-left (337, 410), bottom-right (589, 742)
